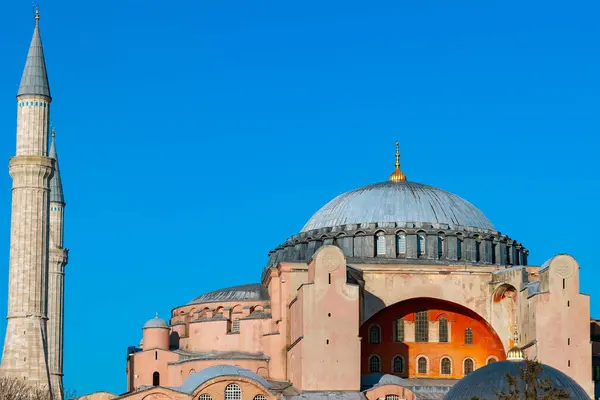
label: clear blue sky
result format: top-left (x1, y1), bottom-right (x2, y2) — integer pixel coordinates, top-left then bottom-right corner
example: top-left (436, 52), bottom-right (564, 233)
top-left (0, 0), bottom-right (599, 395)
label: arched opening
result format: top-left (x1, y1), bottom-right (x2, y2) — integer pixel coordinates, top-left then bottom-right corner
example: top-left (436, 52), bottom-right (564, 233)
top-left (225, 383), bottom-right (242, 400)
top-left (360, 297), bottom-right (505, 379)
top-left (441, 357), bottom-right (452, 375)
top-left (417, 356), bottom-right (428, 374)
top-left (464, 358), bottom-right (474, 375)
top-left (396, 232), bottom-right (406, 256)
top-left (152, 371), bottom-right (160, 386)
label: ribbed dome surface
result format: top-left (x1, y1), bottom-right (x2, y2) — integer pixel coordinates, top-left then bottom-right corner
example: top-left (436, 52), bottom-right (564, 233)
top-left (445, 361), bottom-right (589, 399)
top-left (302, 181), bottom-right (494, 232)
top-left (188, 283), bottom-right (269, 305)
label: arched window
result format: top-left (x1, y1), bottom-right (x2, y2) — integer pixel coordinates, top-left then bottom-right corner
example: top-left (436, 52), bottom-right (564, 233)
top-left (231, 318), bottom-right (240, 333)
top-left (417, 234), bottom-right (425, 256)
top-left (394, 318), bottom-right (404, 342)
top-left (397, 233), bottom-right (406, 255)
top-left (254, 396), bottom-right (266, 400)
top-left (199, 395), bottom-right (212, 400)
top-left (376, 234), bottom-right (386, 255)
top-left (385, 396), bottom-right (399, 400)
top-left (417, 357), bottom-right (428, 374)
top-left (392, 356), bottom-right (404, 373)
top-left (475, 238), bottom-right (482, 262)
top-left (465, 328), bottom-right (473, 344)
top-left (487, 357), bottom-right (497, 365)
top-left (369, 325), bottom-right (381, 344)
top-left (439, 317), bottom-right (449, 343)
top-left (464, 358), bottom-right (474, 375)
top-left (369, 355), bottom-right (381, 372)
top-left (441, 357), bottom-right (452, 375)
top-left (415, 311), bottom-right (429, 342)
top-left (225, 384), bottom-right (242, 400)
top-left (152, 371), bottom-right (160, 386)
top-left (437, 236), bottom-right (444, 258)
top-left (457, 237), bottom-right (463, 260)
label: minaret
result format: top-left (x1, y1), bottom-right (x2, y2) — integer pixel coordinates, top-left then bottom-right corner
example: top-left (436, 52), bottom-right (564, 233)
top-left (1, 8), bottom-right (53, 388)
top-left (48, 128), bottom-right (68, 399)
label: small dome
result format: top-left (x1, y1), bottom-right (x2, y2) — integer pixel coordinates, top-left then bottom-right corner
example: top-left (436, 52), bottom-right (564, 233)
top-left (189, 283), bottom-right (269, 305)
top-left (302, 180), bottom-right (495, 232)
top-left (506, 346), bottom-right (524, 361)
top-left (445, 360), bottom-right (589, 399)
top-left (143, 314), bottom-right (169, 329)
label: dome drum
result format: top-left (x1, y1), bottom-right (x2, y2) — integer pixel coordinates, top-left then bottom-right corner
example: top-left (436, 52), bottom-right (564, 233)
top-left (266, 224), bottom-right (527, 274)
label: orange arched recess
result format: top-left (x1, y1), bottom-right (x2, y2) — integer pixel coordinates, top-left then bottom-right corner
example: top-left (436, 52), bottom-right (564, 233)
top-left (360, 297), bottom-right (505, 380)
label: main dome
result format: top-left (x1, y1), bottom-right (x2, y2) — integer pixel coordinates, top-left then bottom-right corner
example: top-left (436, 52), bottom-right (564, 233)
top-left (302, 180), bottom-right (495, 232)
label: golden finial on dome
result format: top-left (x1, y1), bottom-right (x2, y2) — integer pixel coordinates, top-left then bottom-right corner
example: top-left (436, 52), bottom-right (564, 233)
top-left (389, 141), bottom-right (407, 182)
top-left (507, 346), bottom-right (524, 361)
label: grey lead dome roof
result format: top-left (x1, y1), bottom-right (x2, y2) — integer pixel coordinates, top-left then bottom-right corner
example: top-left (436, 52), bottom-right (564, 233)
top-left (180, 365), bottom-right (271, 394)
top-left (302, 181), bottom-right (495, 232)
top-left (143, 316), bottom-right (169, 329)
top-left (445, 360), bottom-right (589, 399)
top-left (188, 283), bottom-right (269, 305)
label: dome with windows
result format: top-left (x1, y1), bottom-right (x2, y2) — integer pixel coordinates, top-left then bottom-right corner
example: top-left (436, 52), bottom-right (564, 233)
top-left (266, 147), bottom-right (528, 269)
top-left (302, 180), bottom-right (494, 233)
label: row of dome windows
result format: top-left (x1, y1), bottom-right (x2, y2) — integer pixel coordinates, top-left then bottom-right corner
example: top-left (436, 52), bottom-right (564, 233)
top-left (367, 354), bottom-right (496, 375)
top-left (376, 233), bottom-right (503, 262)
top-left (369, 313), bottom-right (474, 344)
top-left (18, 101), bottom-right (47, 107)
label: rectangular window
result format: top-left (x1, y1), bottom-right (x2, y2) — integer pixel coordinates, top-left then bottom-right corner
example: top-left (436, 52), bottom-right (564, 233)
top-left (415, 311), bottom-right (429, 342)
top-left (417, 235), bottom-right (425, 256)
top-left (231, 318), bottom-right (240, 333)
top-left (376, 235), bottom-right (386, 255)
top-left (394, 318), bottom-right (405, 342)
top-left (438, 236), bottom-right (444, 259)
top-left (397, 234), bottom-right (406, 255)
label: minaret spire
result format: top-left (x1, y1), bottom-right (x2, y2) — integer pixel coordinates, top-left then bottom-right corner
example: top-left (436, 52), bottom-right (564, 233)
top-left (49, 127), bottom-right (64, 203)
top-left (18, 6), bottom-right (50, 98)
top-left (389, 141), bottom-right (407, 182)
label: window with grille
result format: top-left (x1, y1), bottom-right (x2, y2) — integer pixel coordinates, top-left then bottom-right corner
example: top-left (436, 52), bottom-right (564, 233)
top-left (225, 384), bottom-right (242, 400)
top-left (417, 357), bottom-right (428, 374)
top-left (415, 311), bottom-right (429, 342)
top-left (439, 318), bottom-right (449, 343)
top-left (438, 236), bottom-right (444, 258)
top-left (394, 318), bottom-right (404, 342)
top-left (464, 359), bottom-right (474, 375)
top-left (417, 235), bottom-right (425, 256)
top-left (441, 357), bottom-right (451, 375)
top-left (385, 395), bottom-right (399, 400)
top-left (199, 395), bottom-right (212, 400)
top-left (465, 328), bottom-right (473, 344)
top-left (253, 396), bottom-right (266, 400)
top-left (376, 235), bottom-right (386, 255)
top-left (457, 238), bottom-right (463, 260)
top-left (476, 240), bottom-right (481, 262)
top-left (369, 325), bottom-right (381, 344)
top-left (392, 356), bottom-right (404, 373)
top-left (231, 318), bottom-right (240, 333)
top-left (397, 234), bottom-right (406, 255)
top-left (369, 355), bottom-right (381, 372)
top-left (487, 357), bottom-right (497, 365)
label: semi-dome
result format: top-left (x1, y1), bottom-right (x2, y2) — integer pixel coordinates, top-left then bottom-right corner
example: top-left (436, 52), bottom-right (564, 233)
top-left (180, 365), bottom-right (271, 394)
top-left (445, 360), bottom-right (589, 399)
top-left (302, 180), bottom-right (495, 232)
top-left (188, 283), bottom-right (269, 305)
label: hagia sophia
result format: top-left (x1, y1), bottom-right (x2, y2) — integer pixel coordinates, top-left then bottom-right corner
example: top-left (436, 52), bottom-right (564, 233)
top-left (1, 9), bottom-right (598, 400)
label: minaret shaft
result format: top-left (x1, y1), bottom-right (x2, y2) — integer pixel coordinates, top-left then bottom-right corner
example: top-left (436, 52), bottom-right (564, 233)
top-left (1, 13), bottom-right (54, 392)
top-left (48, 132), bottom-right (67, 399)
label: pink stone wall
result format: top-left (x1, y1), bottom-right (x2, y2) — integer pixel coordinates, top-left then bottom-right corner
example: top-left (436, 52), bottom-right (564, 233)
top-left (129, 349), bottom-right (179, 389)
top-left (364, 384), bottom-right (418, 400)
top-left (291, 246), bottom-right (361, 391)
top-left (143, 328), bottom-right (170, 351)
top-left (530, 255), bottom-right (593, 397)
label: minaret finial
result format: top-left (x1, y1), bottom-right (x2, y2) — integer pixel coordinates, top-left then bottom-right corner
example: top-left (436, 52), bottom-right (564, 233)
top-left (155, 312), bottom-right (159, 319)
top-left (389, 141), bottom-right (407, 182)
top-left (51, 126), bottom-right (55, 139)
top-left (35, 5), bottom-right (39, 26)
